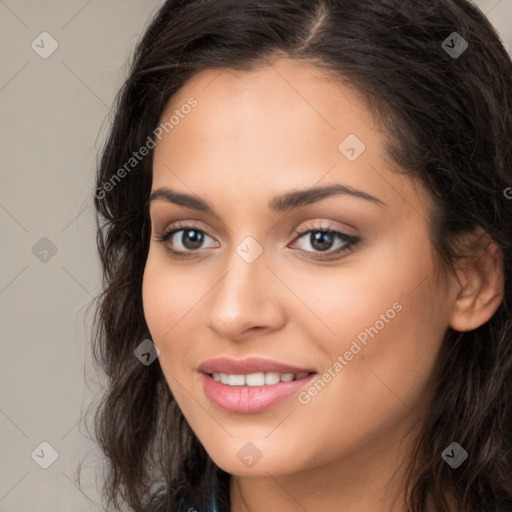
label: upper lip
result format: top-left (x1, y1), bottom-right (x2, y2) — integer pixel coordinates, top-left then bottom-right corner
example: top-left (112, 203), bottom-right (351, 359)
top-left (198, 357), bottom-right (316, 375)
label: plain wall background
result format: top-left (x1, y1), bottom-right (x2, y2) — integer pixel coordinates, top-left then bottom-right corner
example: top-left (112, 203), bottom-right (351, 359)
top-left (1, 1), bottom-right (511, 510)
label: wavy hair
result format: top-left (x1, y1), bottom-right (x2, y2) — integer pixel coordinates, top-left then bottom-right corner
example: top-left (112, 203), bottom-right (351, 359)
top-left (86, 0), bottom-right (512, 511)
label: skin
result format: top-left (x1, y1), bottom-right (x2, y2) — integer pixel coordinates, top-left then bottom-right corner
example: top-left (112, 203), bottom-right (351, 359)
top-left (142, 57), bottom-right (504, 512)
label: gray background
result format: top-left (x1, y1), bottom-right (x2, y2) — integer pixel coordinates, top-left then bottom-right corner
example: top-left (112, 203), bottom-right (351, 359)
top-left (0, 1), bottom-right (511, 510)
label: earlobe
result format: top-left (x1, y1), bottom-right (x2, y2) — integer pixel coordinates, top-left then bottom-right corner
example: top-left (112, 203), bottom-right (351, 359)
top-left (449, 230), bottom-right (505, 332)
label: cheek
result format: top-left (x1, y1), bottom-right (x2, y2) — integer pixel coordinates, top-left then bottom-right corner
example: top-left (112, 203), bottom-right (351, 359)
top-left (292, 233), bottom-right (445, 401)
top-left (142, 251), bottom-right (193, 356)
top-left (279, 248), bottom-right (430, 358)
top-left (142, 254), bottom-right (201, 412)
top-left (142, 259), bottom-right (169, 340)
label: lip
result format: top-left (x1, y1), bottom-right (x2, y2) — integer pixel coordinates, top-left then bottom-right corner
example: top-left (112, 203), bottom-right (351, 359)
top-left (200, 372), bottom-right (316, 413)
top-left (198, 356), bottom-right (315, 375)
top-left (198, 357), bottom-right (317, 414)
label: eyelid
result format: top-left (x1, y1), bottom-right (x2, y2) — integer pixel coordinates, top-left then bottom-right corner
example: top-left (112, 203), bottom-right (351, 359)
top-left (154, 219), bottom-right (360, 258)
top-left (157, 220), bottom-right (219, 245)
top-left (291, 219), bottom-right (357, 238)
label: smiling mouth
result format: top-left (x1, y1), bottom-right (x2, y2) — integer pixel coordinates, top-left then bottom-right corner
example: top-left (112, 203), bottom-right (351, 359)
top-left (200, 370), bottom-right (318, 413)
top-left (208, 371), bottom-right (314, 386)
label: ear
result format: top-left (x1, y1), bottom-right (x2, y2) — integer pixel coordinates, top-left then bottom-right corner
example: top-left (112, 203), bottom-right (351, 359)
top-left (449, 228), bottom-right (505, 332)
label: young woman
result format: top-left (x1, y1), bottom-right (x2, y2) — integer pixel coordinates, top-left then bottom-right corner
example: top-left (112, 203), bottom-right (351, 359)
top-left (88, 1), bottom-right (512, 511)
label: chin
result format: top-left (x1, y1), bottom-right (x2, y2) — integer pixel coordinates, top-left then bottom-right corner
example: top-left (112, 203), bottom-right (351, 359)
top-left (202, 439), bottom-right (310, 478)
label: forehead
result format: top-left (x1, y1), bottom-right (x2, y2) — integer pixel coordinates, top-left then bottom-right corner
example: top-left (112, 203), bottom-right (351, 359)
top-left (152, 57), bottom-right (427, 218)
top-left (160, 57), bottom-right (378, 148)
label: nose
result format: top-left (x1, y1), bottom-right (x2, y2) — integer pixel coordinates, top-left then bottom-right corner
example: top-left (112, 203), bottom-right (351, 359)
top-left (204, 246), bottom-right (286, 342)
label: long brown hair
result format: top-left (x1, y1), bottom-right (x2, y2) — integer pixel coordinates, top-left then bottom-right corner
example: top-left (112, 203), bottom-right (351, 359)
top-left (85, 1), bottom-right (512, 510)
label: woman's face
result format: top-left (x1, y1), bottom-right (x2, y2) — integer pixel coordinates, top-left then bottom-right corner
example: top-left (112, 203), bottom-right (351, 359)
top-left (143, 58), bottom-right (456, 479)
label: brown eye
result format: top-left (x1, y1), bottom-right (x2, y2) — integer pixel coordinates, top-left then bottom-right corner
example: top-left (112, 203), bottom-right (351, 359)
top-left (290, 224), bottom-right (360, 259)
top-left (173, 228), bottom-right (205, 250)
top-left (153, 222), bottom-right (218, 257)
top-left (154, 221), bottom-right (360, 260)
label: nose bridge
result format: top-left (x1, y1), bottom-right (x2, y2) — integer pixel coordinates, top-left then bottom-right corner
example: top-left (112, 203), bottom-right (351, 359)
top-left (217, 233), bottom-right (267, 299)
top-left (205, 236), bottom-right (282, 338)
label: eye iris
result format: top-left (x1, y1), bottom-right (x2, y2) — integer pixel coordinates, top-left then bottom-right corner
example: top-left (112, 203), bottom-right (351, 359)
top-left (311, 231), bottom-right (334, 251)
top-left (182, 229), bottom-right (204, 250)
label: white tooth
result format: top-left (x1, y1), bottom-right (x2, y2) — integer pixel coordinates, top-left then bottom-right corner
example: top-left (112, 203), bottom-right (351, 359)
top-left (212, 372), bottom-right (221, 382)
top-left (219, 373), bottom-right (229, 384)
top-left (296, 372), bottom-right (309, 380)
top-left (280, 373), bottom-right (294, 382)
top-left (246, 372), bottom-right (265, 386)
top-left (265, 372), bottom-right (281, 385)
top-left (228, 374), bottom-right (245, 386)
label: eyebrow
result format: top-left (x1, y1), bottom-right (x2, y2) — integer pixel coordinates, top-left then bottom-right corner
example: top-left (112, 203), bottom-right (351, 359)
top-left (148, 183), bottom-right (386, 213)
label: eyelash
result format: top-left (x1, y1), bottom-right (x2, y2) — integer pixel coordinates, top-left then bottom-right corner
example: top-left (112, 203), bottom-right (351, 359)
top-left (153, 221), bottom-right (361, 260)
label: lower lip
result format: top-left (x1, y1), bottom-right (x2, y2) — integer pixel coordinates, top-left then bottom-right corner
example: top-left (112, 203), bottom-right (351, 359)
top-left (200, 372), bottom-right (316, 413)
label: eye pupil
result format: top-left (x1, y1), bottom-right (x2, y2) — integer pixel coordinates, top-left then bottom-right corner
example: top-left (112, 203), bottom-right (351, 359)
top-left (311, 231), bottom-right (334, 251)
top-left (182, 229), bottom-right (204, 249)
